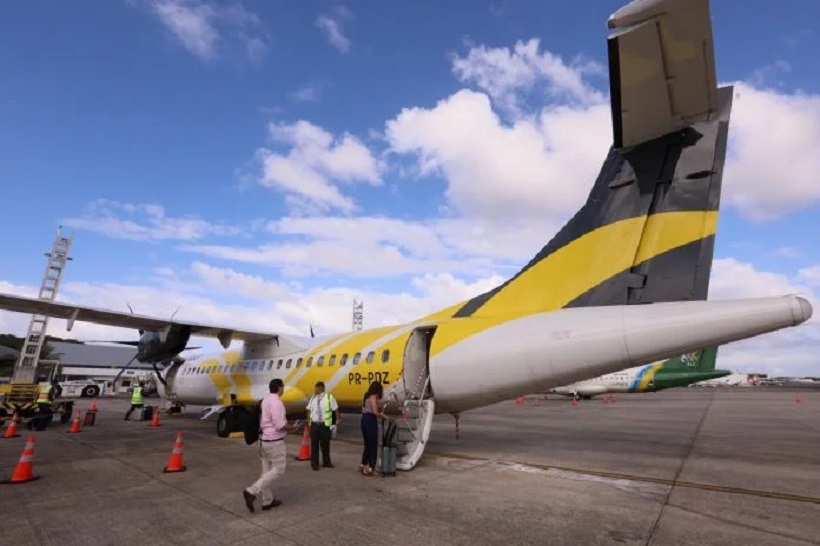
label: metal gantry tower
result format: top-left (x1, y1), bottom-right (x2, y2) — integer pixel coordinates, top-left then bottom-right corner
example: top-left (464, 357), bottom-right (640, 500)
top-left (13, 226), bottom-right (74, 384)
top-left (352, 299), bottom-right (364, 331)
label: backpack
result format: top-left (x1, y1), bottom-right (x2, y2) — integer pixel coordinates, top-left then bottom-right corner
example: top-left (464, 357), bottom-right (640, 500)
top-left (242, 401), bottom-right (262, 445)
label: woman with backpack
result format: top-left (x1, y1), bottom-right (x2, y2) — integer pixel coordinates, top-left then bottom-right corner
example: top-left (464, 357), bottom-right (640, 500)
top-left (360, 381), bottom-right (386, 476)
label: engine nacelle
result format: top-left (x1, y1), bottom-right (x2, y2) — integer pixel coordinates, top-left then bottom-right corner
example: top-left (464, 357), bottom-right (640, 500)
top-left (136, 326), bottom-right (191, 363)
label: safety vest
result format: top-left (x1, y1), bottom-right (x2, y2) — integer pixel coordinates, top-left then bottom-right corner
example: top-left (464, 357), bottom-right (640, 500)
top-left (131, 387), bottom-right (144, 405)
top-left (37, 385), bottom-right (52, 405)
top-left (308, 393), bottom-right (335, 427)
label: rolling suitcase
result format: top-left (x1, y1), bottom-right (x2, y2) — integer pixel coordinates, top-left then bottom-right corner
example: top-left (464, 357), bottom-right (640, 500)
top-left (141, 405), bottom-right (154, 421)
top-left (380, 420), bottom-right (398, 477)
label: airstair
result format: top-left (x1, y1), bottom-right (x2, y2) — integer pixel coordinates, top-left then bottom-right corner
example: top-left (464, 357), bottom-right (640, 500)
top-left (386, 328), bottom-right (436, 471)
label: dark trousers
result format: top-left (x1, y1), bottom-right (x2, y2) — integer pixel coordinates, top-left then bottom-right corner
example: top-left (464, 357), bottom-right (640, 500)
top-left (124, 404), bottom-right (143, 420)
top-left (360, 413), bottom-right (378, 468)
top-left (310, 422), bottom-right (332, 467)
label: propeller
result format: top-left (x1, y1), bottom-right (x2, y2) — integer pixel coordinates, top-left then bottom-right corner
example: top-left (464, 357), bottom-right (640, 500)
top-left (310, 324), bottom-right (315, 338)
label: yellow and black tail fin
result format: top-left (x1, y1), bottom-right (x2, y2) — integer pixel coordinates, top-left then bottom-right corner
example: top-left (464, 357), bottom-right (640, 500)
top-left (451, 0), bottom-right (731, 320)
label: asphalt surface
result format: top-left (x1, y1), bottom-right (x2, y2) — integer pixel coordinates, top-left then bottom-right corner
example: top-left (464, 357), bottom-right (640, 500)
top-left (1, 388), bottom-right (818, 545)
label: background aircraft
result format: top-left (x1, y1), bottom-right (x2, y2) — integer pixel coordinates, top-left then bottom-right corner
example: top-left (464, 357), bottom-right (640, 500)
top-left (0, 0), bottom-right (813, 471)
top-left (550, 348), bottom-right (730, 399)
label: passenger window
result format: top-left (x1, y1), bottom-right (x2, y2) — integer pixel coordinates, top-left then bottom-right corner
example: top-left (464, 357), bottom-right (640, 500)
top-left (268, 360), bottom-right (274, 371)
top-left (329, 355), bottom-right (336, 367)
top-left (277, 359), bottom-right (283, 369)
top-left (286, 358), bottom-right (292, 369)
top-left (352, 352), bottom-right (361, 366)
top-left (366, 351), bottom-right (375, 365)
top-left (306, 357), bottom-right (313, 368)
top-left (381, 349), bottom-right (390, 363)
top-left (341, 354), bottom-right (348, 366)
top-left (317, 355), bottom-right (324, 367)
top-left (296, 358), bottom-right (303, 368)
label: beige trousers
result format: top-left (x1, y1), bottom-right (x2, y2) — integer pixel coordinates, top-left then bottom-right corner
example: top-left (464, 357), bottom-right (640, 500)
top-left (246, 440), bottom-right (287, 505)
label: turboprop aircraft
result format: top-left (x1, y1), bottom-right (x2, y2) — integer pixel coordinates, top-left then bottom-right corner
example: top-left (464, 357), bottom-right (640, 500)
top-left (0, 0), bottom-right (813, 471)
top-left (549, 347), bottom-right (730, 400)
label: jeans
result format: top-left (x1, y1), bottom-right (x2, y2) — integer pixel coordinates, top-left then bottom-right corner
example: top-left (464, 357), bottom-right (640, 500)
top-left (361, 413), bottom-right (379, 468)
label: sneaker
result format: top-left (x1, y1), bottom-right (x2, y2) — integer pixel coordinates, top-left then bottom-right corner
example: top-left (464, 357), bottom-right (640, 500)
top-left (262, 499), bottom-right (282, 510)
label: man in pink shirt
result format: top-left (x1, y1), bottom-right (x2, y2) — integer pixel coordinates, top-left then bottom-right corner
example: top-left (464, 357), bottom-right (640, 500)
top-left (243, 378), bottom-right (296, 512)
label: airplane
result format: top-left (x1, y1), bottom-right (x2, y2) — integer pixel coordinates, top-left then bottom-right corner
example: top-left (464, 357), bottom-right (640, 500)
top-left (0, 0), bottom-right (813, 472)
top-left (549, 347), bottom-right (731, 400)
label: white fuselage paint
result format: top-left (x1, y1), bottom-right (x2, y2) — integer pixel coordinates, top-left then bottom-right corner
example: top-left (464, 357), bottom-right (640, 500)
top-left (549, 367), bottom-right (646, 397)
top-left (158, 296), bottom-right (811, 414)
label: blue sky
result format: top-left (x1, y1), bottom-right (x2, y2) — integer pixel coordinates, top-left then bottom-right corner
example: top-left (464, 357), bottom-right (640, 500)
top-left (0, 0), bottom-right (818, 376)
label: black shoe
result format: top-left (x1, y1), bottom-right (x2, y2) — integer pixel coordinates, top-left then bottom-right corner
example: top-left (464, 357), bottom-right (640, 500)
top-left (312, 464), bottom-right (320, 471)
top-left (262, 499), bottom-right (282, 510)
top-left (323, 463), bottom-right (335, 468)
top-left (243, 490), bottom-right (256, 513)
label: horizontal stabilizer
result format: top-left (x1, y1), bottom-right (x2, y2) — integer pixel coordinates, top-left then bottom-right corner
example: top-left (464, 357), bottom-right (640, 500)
top-left (608, 0), bottom-right (719, 148)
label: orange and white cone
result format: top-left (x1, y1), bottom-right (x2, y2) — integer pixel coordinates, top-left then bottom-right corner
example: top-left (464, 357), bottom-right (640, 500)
top-left (3, 413), bottom-right (21, 439)
top-left (148, 406), bottom-right (163, 427)
top-left (88, 400), bottom-right (98, 413)
top-left (67, 410), bottom-right (82, 434)
top-left (163, 431), bottom-right (186, 473)
top-left (1, 436), bottom-right (39, 484)
top-left (295, 424), bottom-right (311, 461)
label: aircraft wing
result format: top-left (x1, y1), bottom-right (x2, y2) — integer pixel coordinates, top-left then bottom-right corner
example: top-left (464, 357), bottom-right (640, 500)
top-left (0, 292), bottom-right (276, 348)
top-left (607, 0), bottom-right (719, 148)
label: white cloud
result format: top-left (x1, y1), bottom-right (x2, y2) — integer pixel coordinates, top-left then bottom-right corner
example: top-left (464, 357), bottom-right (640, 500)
top-left (290, 82), bottom-right (322, 103)
top-left (775, 246), bottom-right (803, 259)
top-left (798, 266), bottom-right (820, 287)
top-left (255, 120), bottom-right (382, 213)
top-left (708, 258), bottom-right (819, 377)
top-left (61, 200), bottom-right (245, 241)
top-left (385, 89), bottom-right (611, 221)
top-left (451, 38), bottom-right (605, 115)
top-left (724, 82), bottom-right (820, 221)
top-left (315, 6), bottom-right (353, 54)
top-left (140, 0), bottom-right (269, 62)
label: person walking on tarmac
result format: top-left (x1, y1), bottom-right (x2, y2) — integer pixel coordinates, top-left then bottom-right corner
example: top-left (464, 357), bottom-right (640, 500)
top-left (243, 378), bottom-right (298, 513)
top-left (306, 381), bottom-right (340, 470)
top-left (124, 381), bottom-right (145, 420)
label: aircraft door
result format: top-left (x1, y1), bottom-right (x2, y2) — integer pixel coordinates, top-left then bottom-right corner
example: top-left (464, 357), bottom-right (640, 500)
top-left (402, 328), bottom-right (434, 401)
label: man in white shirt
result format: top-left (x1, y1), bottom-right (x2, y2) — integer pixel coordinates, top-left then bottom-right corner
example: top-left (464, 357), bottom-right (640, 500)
top-left (306, 381), bottom-right (340, 470)
top-left (243, 378), bottom-right (296, 513)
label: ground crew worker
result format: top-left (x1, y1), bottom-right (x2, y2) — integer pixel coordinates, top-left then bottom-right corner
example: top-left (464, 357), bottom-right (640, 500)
top-left (243, 378), bottom-right (298, 513)
top-left (124, 381), bottom-right (145, 420)
top-left (28, 380), bottom-right (57, 430)
top-left (306, 381), bottom-right (340, 470)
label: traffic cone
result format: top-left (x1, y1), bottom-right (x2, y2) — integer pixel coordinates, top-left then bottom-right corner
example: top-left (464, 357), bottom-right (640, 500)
top-left (67, 410), bottom-right (82, 433)
top-left (1, 436), bottom-right (39, 484)
top-left (603, 395), bottom-right (610, 404)
top-left (295, 424), bottom-right (311, 461)
top-left (515, 397), bottom-right (524, 405)
top-left (148, 406), bottom-right (163, 427)
top-left (3, 413), bottom-right (20, 439)
top-left (89, 400), bottom-right (98, 413)
top-left (535, 397), bottom-right (541, 406)
top-left (163, 431), bottom-right (186, 473)
top-left (795, 394), bottom-right (802, 404)
top-left (572, 397), bottom-right (578, 406)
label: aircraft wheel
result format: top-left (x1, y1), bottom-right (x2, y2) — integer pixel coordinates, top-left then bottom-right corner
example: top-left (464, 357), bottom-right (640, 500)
top-left (217, 410), bottom-right (232, 438)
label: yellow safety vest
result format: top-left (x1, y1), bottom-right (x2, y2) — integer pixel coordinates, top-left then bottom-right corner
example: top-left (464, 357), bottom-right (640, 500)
top-left (131, 387), bottom-right (144, 405)
top-left (308, 393), bottom-right (335, 427)
top-left (38, 385), bottom-right (52, 405)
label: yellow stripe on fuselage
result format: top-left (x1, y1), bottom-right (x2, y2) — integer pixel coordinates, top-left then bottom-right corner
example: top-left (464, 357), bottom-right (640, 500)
top-left (637, 362), bottom-right (665, 392)
top-left (430, 211), bottom-right (718, 357)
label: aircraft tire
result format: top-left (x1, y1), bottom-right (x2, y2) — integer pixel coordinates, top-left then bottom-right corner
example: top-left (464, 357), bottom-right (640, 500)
top-left (217, 410), bottom-right (232, 438)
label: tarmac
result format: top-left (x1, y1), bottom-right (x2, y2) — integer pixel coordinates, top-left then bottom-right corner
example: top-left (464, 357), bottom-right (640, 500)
top-left (0, 388), bottom-right (818, 546)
